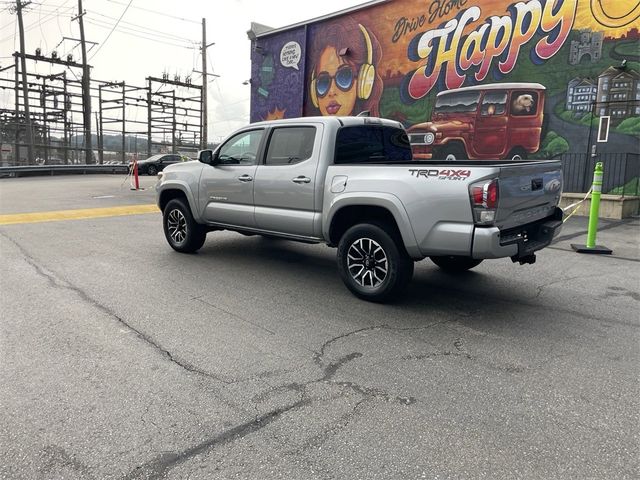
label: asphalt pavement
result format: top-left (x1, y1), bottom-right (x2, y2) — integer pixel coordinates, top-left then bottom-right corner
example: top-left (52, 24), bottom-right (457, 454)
top-left (0, 175), bottom-right (638, 479)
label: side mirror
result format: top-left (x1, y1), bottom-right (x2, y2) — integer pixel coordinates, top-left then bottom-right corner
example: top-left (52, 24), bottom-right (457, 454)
top-left (198, 150), bottom-right (212, 164)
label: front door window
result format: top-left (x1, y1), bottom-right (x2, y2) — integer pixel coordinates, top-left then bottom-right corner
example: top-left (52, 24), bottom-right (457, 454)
top-left (218, 130), bottom-right (264, 165)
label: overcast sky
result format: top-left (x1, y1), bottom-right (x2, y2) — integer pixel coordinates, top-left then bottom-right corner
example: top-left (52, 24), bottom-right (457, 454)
top-left (0, 0), bottom-right (367, 141)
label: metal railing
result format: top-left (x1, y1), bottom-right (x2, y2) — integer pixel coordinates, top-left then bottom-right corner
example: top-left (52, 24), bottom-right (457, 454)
top-left (0, 164), bottom-right (129, 177)
top-left (558, 152), bottom-right (639, 197)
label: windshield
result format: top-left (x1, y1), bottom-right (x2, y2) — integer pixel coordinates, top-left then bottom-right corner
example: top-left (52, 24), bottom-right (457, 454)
top-left (434, 91), bottom-right (481, 114)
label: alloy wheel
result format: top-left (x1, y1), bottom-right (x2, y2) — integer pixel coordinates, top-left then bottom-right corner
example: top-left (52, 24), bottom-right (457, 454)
top-left (347, 237), bottom-right (388, 288)
top-left (167, 208), bottom-right (187, 244)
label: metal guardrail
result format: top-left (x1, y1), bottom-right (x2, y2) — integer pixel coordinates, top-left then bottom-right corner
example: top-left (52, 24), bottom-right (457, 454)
top-left (0, 164), bottom-right (130, 177)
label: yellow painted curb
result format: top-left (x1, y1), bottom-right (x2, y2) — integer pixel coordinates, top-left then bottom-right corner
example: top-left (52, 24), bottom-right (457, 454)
top-left (0, 204), bottom-right (159, 225)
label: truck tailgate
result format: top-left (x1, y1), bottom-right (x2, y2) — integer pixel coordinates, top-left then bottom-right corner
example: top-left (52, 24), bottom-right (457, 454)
top-left (495, 160), bottom-right (562, 230)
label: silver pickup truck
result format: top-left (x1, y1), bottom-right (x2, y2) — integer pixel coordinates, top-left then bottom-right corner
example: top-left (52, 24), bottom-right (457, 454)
top-left (156, 116), bottom-right (563, 302)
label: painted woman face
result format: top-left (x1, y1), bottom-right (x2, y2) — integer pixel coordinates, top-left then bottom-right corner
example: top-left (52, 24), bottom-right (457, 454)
top-left (315, 47), bottom-right (358, 116)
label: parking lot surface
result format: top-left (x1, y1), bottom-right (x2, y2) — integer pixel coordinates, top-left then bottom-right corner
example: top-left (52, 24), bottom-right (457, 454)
top-left (1, 175), bottom-right (638, 479)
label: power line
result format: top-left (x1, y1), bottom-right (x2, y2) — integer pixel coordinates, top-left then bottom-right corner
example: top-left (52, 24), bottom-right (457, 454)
top-left (0, 19), bottom-right (16, 31)
top-left (88, 10), bottom-right (197, 44)
top-left (38, 2), bottom-right (48, 52)
top-left (88, 0), bottom-right (133, 61)
top-left (105, 0), bottom-right (199, 24)
top-left (84, 15), bottom-right (196, 46)
top-left (84, 19), bottom-right (197, 50)
top-left (0, 2), bottom-right (74, 43)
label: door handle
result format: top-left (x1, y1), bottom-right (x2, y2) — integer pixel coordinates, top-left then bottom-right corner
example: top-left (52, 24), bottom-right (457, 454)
top-left (292, 176), bottom-right (311, 184)
top-left (238, 174), bottom-right (253, 182)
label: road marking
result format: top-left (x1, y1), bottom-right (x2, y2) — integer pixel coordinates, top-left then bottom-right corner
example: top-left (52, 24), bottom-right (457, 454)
top-left (0, 204), bottom-right (159, 225)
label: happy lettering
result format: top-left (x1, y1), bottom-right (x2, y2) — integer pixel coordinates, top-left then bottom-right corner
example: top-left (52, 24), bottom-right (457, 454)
top-left (405, 0), bottom-right (578, 100)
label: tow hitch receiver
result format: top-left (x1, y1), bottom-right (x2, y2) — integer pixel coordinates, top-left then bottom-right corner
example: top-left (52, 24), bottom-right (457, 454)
top-left (512, 254), bottom-right (536, 265)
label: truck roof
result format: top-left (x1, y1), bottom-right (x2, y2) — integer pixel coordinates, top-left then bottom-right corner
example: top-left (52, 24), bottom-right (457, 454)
top-left (249, 116), bottom-right (404, 129)
top-left (436, 83), bottom-right (546, 96)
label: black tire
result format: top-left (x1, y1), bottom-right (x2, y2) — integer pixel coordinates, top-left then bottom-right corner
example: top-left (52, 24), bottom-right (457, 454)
top-left (438, 143), bottom-right (468, 161)
top-left (507, 148), bottom-right (528, 161)
top-left (163, 199), bottom-right (207, 253)
top-left (430, 255), bottom-right (483, 272)
top-left (147, 165), bottom-right (158, 176)
top-left (337, 223), bottom-right (414, 302)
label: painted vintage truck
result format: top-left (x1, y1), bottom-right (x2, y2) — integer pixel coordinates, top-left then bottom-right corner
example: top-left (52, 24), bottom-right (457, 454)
top-left (408, 83), bottom-right (546, 161)
top-left (156, 116), bottom-right (563, 302)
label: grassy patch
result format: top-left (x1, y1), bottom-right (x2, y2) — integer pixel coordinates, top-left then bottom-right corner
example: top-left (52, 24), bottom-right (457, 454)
top-left (607, 177), bottom-right (640, 196)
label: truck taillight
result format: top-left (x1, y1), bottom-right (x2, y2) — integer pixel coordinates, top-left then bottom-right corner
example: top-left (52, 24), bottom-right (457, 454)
top-left (469, 179), bottom-right (499, 225)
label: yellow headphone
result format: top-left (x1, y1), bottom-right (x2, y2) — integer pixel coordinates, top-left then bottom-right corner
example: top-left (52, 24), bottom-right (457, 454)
top-left (310, 23), bottom-right (376, 108)
top-left (357, 24), bottom-right (376, 101)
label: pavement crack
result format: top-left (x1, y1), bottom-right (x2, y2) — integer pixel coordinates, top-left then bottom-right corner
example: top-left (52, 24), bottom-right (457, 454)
top-left (251, 382), bottom-right (305, 404)
top-left (604, 286), bottom-right (640, 302)
top-left (312, 325), bottom-right (386, 367)
top-left (123, 398), bottom-right (313, 480)
top-left (321, 352), bottom-right (363, 381)
top-left (320, 352), bottom-right (415, 404)
top-left (141, 401), bottom-right (159, 430)
top-left (292, 397), bottom-right (371, 454)
top-left (381, 318), bottom-right (454, 332)
top-left (1, 232), bottom-right (233, 385)
top-left (332, 380), bottom-right (416, 405)
top-left (193, 296), bottom-right (276, 336)
top-left (533, 274), bottom-right (585, 299)
top-left (402, 351), bottom-right (472, 361)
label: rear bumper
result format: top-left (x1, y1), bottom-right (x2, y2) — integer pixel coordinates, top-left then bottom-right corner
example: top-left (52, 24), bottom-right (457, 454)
top-left (472, 208), bottom-right (563, 259)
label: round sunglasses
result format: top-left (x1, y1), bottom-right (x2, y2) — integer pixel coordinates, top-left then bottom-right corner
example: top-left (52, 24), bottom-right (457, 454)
top-left (315, 65), bottom-right (355, 98)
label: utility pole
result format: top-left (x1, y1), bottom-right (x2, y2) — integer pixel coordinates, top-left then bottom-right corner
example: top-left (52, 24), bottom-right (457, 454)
top-left (75, 0), bottom-right (93, 163)
top-left (201, 18), bottom-right (207, 149)
top-left (15, 0), bottom-right (34, 164)
top-left (14, 56), bottom-right (20, 164)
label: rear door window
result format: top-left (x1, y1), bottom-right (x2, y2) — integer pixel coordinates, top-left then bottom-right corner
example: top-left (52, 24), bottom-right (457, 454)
top-left (335, 126), bottom-right (412, 164)
top-left (481, 91), bottom-right (507, 116)
top-left (265, 127), bottom-right (316, 166)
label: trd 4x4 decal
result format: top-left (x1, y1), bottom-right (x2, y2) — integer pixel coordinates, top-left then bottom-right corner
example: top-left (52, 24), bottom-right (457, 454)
top-left (409, 169), bottom-right (472, 180)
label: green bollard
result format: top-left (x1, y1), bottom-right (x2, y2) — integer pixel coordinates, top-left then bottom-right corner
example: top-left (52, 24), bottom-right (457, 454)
top-left (586, 162), bottom-right (603, 248)
top-left (572, 161), bottom-right (612, 254)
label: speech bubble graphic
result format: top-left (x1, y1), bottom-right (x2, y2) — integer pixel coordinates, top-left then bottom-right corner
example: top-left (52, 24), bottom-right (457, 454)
top-left (280, 41), bottom-right (301, 70)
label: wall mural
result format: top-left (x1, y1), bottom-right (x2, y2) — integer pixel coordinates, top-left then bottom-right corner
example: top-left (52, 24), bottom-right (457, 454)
top-left (249, 27), bottom-right (306, 123)
top-left (249, 0), bottom-right (640, 159)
